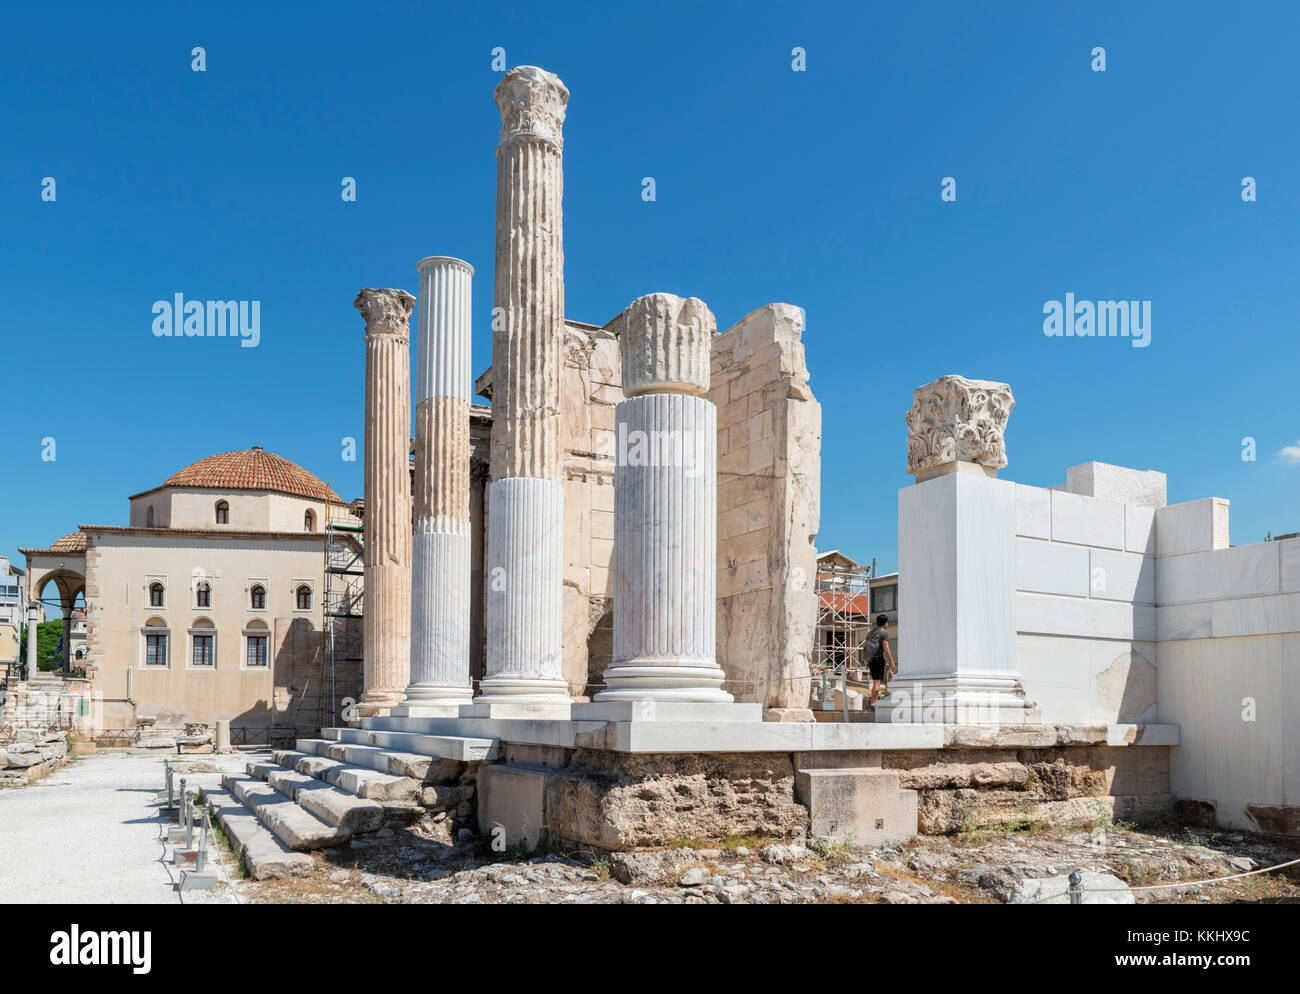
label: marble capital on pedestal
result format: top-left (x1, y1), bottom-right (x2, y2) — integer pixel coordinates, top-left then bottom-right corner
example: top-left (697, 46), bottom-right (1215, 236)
top-left (880, 375), bottom-right (1030, 725)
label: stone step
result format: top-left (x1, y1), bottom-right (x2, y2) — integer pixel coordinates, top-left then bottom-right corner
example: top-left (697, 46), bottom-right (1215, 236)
top-left (289, 742), bottom-right (417, 800)
top-left (278, 744), bottom-right (453, 785)
top-left (202, 786), bottom-right (313, 880)
top-left (334, 726), bottom-right (499, 763)
top-left (221, 773), bottom-right (352, 851)
top-left (246, 762), bottom-right (385, 833)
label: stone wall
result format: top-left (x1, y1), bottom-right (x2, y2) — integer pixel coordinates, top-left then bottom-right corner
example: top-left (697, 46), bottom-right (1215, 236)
top-left (881, 742), bottom-right (1172, 834)
top-left (708, 304), bottom-right (821, 710)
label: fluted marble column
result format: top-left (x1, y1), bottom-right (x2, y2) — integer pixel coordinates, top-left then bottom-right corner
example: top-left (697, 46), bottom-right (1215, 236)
top-left (355, 288), bottom-right (415, 715)
top-left (596, 293), bottom-right (732, 702)
top-left (478, 65), bottom-right (572, 704)
top-left (395, 258), bottom-right (475, 715)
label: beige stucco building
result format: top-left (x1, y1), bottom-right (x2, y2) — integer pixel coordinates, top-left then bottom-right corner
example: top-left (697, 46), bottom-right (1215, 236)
top-left (21, 447), bottom-right (363, 739)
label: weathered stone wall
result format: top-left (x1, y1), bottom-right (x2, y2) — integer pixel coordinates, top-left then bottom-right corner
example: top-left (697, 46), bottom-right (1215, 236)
top-left (559, 325), bottom-right (621, 696)
top-left (882, 744), bottom-right (1172, 834)
top-left (708, 304), bottom-right (821, 710)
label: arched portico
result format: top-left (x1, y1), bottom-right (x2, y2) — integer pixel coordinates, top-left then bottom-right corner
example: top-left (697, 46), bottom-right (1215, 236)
top-left (20, 534), bottom-right (88, 676)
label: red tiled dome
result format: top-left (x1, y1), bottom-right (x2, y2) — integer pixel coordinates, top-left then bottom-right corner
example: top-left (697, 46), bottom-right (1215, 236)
top-left (159, 448), bottom-right (341, 502)
top-left (49, 532), bottom-right (87, 552)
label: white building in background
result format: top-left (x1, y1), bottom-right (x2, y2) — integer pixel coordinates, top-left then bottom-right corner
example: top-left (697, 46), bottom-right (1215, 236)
top-left (0, 554), bottom-right (29, 667)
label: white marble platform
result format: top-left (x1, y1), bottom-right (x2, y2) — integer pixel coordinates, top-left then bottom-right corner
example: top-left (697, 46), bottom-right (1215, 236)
top-left (358, 712), bottom-right (1179, 755)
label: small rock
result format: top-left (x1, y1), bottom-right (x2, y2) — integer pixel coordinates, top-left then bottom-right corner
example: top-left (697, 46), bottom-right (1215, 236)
top-left (678, 867), bottom-right (709, 887)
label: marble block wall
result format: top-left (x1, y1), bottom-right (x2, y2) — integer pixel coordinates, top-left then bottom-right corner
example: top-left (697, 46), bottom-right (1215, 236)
top-left (1153, 509), bottom-right (1300, 835)
top-left (708, 304), bottom-right (821, 710)
top-left (1013, 480), bottom-right (1160, 726)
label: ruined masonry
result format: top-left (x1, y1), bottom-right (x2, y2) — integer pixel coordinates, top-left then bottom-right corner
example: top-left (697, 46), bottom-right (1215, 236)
top-left (197, 64), bottom-right (1298, 874)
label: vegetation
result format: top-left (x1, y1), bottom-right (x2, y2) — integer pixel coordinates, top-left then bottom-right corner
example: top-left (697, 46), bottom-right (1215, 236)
top-left (19, 620), bottom-right (68, 672)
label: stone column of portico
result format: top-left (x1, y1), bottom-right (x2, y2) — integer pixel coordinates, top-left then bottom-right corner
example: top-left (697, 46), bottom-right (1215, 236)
top-left (476, 66), bottom-right (572, 705)
top-left (355, 288), bottom-right (415, 716)
top-left (876, 374), bottom-right (1031, 725)
top-left (595, 293), bottom-right (732, 703)
top-left (394, 257), bottom-right (475, 716)
top-left (26, 605), bottom-right (40, 679)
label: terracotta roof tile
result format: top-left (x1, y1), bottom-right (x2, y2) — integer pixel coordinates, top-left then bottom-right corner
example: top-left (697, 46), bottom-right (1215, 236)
top-left (159, 448), bottom-right (341, 502)
top-left (49, 532), bottom-right (87, 553)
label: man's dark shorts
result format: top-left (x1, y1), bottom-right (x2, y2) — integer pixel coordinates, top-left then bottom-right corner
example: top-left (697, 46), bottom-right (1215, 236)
top-left (869, 655), bottom-right (887, 682)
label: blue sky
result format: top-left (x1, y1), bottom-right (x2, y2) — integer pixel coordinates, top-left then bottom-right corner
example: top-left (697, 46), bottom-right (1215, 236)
top-left (3, 1), bottom-right (1297, 605)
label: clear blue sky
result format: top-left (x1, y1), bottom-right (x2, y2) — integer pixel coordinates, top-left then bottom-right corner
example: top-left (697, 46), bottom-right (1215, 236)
top-left (3, 1), bottom-right (1297, 601)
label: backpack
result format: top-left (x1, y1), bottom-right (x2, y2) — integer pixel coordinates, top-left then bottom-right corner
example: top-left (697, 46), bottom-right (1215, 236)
top-left (861, 627), bottom-right (885, 663)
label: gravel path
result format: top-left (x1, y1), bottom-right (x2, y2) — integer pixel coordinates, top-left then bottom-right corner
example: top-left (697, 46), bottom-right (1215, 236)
top-left (0, 751), bottom-right (251, 904)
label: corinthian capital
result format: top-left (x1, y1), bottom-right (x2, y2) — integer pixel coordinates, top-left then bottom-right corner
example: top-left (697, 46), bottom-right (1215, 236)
top-left (905, 374), bottom-right (1014, 479)
top-left (617, 292), bottom-right (714, 397)
top-left (495, 65), bottom-right (569, 150)
top-left (355, 288), bottom-right (416, 339)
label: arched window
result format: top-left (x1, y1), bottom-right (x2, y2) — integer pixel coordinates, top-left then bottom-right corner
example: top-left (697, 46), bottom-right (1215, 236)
top-left (244, 618), bottom-right (269, 668)
top-left (195, 581), bottom-right (211, 608)
top-left (190, 617), bottom-right (216, 668)
top-left (143, 617), bottom-right (169, 667)
top-left (149, 582), bottom-right (165, 608)
top-left (146, 505), bottom-right (155, 527)
top-left (296, 585), bottom-right (312, 610)
top-left (304, 509), bottom-right (316, 532)
top-left (216, 501), bottom-right (229, 524)
top-left (250, 584), bottom-right (266, 610)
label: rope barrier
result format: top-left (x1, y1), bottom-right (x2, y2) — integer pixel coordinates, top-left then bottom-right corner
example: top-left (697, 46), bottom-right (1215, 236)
top-left (1024, 855), bottom-right (1300, 903)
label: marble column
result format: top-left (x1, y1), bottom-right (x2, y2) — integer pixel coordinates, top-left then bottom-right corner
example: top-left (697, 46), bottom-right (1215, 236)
top-left (596, 293), bottom-right (732, 703)
top-left (477, 66), bottom-right (572, 704)
top-left (396, 257), bottom-right (475, 715)
top-left (355, 288), bottom-right (415, 715)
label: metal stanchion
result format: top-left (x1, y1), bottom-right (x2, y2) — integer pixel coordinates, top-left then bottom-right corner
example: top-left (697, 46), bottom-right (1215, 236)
top-left (1068, 871), bottom-right (1083, 905)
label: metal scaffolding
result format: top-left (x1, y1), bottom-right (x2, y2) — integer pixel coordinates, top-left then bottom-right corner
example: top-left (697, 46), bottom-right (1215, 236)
top-left (814, 555), bottom-right (875, 716)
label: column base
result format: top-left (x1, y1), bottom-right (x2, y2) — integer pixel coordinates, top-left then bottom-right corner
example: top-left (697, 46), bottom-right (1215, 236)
top-left (356, 690), bottom-right (407, 719)
top-left (594, 662), bottom-right (734, 704)
top-left (389, 685), bottom-right (472, 718)
top-left (875, 673), bottom-right (1034, 725)
top-left (474, 675), bottom-right (572, 706)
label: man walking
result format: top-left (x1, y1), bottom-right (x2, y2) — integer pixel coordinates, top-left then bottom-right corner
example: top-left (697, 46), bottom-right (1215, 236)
top-left (865, 614), bottom-right (896, 713)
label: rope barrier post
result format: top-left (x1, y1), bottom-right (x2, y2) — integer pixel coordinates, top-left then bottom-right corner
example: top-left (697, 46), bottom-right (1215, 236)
top-left (197, 808), bottom-right (209, 874)
top-left (1068, 870), bottom-right (1082, 905)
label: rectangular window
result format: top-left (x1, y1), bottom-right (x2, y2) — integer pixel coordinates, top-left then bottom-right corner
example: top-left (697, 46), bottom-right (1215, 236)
top-left (192, 634), bottom-right (215, 667)
top-left (873, 584), bottom-right (897, 614)
top-left (246, 635), bottom-right (268, 667)
top-left (145, 634), bottom-right (168, 666)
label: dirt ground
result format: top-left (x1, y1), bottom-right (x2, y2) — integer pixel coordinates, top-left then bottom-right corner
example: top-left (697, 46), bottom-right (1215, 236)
top-left (212, 815), bottom-right (1300, 905)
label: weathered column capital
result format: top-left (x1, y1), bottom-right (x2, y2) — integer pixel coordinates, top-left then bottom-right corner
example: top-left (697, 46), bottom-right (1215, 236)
top-left (495, 65), bottom-right (569, 150)
top-left (354, 288), bottom-right (416, 339)
top-left (905, 374), bottom-right (1014, 481)
top-left (618, 293), bottom-right (714, 397)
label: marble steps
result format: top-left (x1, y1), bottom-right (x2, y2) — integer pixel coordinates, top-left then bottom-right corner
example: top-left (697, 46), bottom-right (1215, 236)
top-left (201, 785), bottom-right (314, 879)
top-left (221, 772), bottom-right (352, 851)
top-left (246, 760), bottom-right (385, 833)
top-left (292, 741), bottom-right (421, 798)
top-left (330, 726), bottom-right (499, 763)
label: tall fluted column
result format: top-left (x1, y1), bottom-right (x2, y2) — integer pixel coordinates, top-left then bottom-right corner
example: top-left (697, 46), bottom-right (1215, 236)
top-left (478, 65), bottom-right (572, 704)
top-left (355, 288), bottom-right (415, 715)
top-left (596, 294), bottom-right (732, 703)
top-left (396, 258), bottom-right (475, 715)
